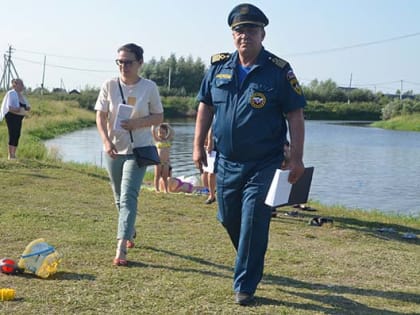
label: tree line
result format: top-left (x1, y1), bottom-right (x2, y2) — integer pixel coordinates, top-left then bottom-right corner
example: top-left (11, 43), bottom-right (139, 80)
top-left (22, 55), bottom-right (420, 120)
top-left (141, 54), bottom-right (206, 96)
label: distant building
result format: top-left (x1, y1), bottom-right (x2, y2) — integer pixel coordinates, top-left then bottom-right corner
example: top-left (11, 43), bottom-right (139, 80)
top-left (383, 93), bottom-right (415, 100)
top-left (338, 86), bottom-right (357, 93)
top-left (52, 88), bottom-right (67, 94)
top-left (69, 89), bottom-right (80, 95)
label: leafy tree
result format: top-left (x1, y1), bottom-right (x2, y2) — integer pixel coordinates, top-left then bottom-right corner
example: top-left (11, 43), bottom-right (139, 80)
top-left (141, 54), bottom-right (205, 95)
top-left (348, 89), bottom-right (375, 102)
top-left (303, 79), bottom-right (347, 102)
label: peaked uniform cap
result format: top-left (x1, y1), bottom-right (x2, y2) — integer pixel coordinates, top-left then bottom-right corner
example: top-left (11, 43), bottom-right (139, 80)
top-left (228, 3), bottom-right (269, 29)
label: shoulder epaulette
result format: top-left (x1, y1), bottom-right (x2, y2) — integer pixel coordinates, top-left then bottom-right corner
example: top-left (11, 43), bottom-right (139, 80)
top-left (211, 53), bottom-right (231, 65)
top-left (268, 55), bottom-right (288, 69)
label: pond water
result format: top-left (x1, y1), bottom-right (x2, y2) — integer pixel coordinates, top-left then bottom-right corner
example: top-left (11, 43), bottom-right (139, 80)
top-left (44, 120), bottom-right (420, 217)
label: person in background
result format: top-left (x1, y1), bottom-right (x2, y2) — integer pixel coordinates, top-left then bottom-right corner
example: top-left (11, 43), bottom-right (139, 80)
top-left (0, 78), bottom-right (31, 160)
top-left (281, 139), bottom-right (291, 170)
top-left (201, 128), bottom-right (216, 204)
top-left (152, 122), bottom-right (174, 193)
top-left (95, 43), bottom-right (163, 266)
top-left (193, 3), bottom-right (306, 305)
top-left (167, 177), bottom-right (194, 193)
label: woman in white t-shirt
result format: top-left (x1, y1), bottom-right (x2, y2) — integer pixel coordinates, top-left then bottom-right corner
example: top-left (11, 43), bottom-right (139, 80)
top-left (95, 43), bottom-right (164, 266)
top-left (0, 78), bottom-right (31, 160)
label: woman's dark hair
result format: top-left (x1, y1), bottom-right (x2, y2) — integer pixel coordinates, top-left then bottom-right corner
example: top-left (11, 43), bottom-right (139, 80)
top-left (117, 43), bottom-right (144, 61)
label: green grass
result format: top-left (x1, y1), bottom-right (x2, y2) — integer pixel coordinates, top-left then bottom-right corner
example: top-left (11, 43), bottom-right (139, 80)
top-left (371, 113), bottom-right (420, 131)
top-left (0, 160), bottom-right (419, 314)
top-left (0, 95), bottom-right (419, 314)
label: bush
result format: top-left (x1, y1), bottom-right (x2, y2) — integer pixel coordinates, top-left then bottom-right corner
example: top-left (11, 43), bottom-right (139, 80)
top-left (381, 99), bottom-right (420, 120)
top-left (161, 96), bottom-right (198, 117)
top-left (305, 101), bottom-right (382, 120)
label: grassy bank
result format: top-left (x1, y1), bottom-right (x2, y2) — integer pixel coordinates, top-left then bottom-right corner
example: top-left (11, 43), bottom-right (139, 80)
top-left (0, 160), bottom-right (419, 314)
top-left (0, 96), bottom-right (95, 159)
top-left (371, 113), bottom-right (420, 131)
top-left (0, 96), bottom-right (419, 313)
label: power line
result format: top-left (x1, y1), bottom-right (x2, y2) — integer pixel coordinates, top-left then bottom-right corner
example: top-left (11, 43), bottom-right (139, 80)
top-left (404, 80), bottom-right (420, 86)
top-left (300, 77), bottom-right (419, 94)
top-left (353, 80), bottom-right (420, 89)
top-left (13, 56), bottom-right (115, 73)
top-left (15, 48), bottom-right (111, 63)
top-left (285, 31), bottom-right (420, 57)
top-left (6, 38), bottom-right (420, 92)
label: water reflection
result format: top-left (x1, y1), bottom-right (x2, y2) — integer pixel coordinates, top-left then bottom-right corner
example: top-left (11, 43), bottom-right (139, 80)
top-left (44, 120), bottom-right (420, 216)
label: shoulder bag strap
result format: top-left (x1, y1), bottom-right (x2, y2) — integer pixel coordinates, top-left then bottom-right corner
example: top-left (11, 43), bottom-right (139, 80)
top-left (117, 78), bottom-right (134, 143)
top-left (117, 78), bottom-right (126, 104)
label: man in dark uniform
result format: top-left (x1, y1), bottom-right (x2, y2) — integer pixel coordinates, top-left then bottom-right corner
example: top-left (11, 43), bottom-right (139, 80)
top-left (193, 3), bottom-right (306, 305)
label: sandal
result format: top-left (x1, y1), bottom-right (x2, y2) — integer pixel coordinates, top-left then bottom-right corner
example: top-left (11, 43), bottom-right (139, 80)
top-left (309, 217), bottom-right (322, 226)
top-left (113, 246), bottom-right (127, 266)
top-left (205, 197), bottom-right (216, 204)
top-left (127, 231), bottom-right (136, 248)
top-left (284, 211), bottom-right (300, 217)
top-left (113, 258), bottom-right (128, 266)
top-left (294, 204), bottom-right (316, 211)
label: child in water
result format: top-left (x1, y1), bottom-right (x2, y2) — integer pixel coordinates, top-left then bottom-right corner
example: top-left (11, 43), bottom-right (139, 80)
top-left (152, 123), bottom-right (174, 193)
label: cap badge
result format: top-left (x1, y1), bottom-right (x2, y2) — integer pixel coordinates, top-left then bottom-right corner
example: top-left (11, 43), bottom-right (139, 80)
top-left (239, 5), bottom-right (249, 14)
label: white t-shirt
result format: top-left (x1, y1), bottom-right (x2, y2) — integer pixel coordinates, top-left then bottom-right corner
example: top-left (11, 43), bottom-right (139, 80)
top-left (95, 77), bottom-right (163, 154)
top-left (0, 89), bottom-right (29, 120)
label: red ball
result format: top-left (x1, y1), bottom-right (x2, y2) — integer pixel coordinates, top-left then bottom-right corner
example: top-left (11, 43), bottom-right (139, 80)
top-left (0, 258), bottom-right (17, 275)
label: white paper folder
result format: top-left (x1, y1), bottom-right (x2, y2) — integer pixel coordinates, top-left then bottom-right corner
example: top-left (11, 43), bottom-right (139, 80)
top-left (265, 167), bottom-right (314, 208)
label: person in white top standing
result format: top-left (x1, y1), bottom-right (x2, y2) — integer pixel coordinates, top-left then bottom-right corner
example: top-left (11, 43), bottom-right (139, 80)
top-left (0, 78), bottom-right (31, 160)
top-left (95, 43), bottom-right (164, 266)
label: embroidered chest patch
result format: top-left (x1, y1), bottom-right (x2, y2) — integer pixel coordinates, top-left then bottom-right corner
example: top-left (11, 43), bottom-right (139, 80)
top-left (250, 92), bottom-right (267, 109)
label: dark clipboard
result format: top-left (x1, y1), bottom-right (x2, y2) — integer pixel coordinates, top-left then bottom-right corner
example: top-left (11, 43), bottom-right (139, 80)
top-left (265, 167), bottom-right (314, 208)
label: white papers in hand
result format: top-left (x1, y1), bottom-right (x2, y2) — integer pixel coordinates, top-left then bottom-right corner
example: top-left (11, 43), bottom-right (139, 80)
top-left (203, 151), bottom-right (216, 173)
top-left (265, 169), bottom-right (292, 207)
top-left (114, 103), bottom-right (133, 131)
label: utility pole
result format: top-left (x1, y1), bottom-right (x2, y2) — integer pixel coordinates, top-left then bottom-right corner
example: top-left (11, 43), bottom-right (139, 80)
top-left (60, 78), bottom-right (66, 92)
top-left (0, 45), bottom-right (19, 90)
top-left (347, 72), bottom-right (352, 104)
top-left (400, 80), bottom-right (403, 100)
top-left (41, 55), bottom-right (46, 95)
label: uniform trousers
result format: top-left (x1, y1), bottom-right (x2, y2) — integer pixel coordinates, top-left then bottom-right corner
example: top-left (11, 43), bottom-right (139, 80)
top-left (216, 155), bottom-right (280, 295)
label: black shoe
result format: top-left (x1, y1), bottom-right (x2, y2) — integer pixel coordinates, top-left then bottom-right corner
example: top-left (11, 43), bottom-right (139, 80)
top-left (205, 197), bottom-right (216, 204)
top-left (234, 292), bottom-right (255, 306)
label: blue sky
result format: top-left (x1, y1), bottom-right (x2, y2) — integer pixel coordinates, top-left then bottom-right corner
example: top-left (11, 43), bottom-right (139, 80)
top-left (2, 0), bottom-right (420, 94)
